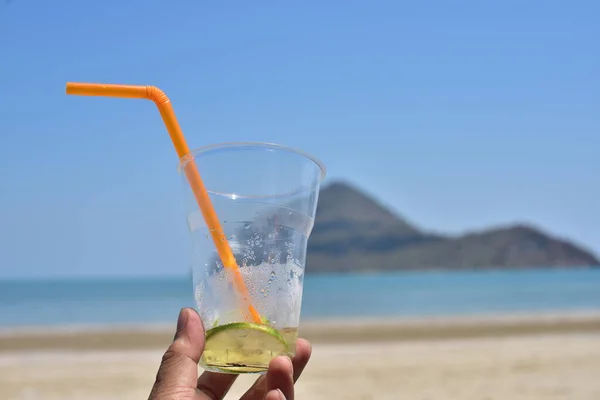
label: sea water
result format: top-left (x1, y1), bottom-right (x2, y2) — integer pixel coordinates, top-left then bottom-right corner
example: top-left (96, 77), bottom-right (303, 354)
top-left (1, 268), bottom-right (599, 327)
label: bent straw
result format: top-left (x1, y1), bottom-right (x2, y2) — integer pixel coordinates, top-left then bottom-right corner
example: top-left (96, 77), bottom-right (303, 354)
top-left (66, 82), bottom-right (262, 324)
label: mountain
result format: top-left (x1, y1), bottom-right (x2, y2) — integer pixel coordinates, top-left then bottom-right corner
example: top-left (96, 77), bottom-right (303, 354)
top-left (305, 182), bottom-right (599, 273)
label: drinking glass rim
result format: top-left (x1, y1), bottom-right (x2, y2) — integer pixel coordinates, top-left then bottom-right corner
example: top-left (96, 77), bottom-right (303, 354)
top-left (177, 142), bottom-right (326, 180)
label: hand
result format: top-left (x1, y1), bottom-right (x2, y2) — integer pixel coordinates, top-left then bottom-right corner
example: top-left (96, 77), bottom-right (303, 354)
top-left (148, 308), bottom-right (311, 400)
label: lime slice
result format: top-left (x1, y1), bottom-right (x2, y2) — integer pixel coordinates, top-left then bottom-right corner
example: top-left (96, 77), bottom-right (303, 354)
top-left (202, 323), bottom-right (292, 373)
top-left (205, 322), bottom-right (287, 350)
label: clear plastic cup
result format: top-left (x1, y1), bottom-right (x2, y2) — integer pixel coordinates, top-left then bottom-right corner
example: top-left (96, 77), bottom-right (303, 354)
top-left (178, 142), bottom-right (326, 374)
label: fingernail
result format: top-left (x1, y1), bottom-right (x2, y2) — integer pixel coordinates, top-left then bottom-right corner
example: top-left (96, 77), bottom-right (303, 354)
top-left (266, 389), bottom-right (286, 400)
top-left (174, 308), bottom-right (188, 339)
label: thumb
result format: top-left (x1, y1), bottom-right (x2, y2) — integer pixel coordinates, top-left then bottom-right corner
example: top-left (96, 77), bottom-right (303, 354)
top-left (150, 308), bottom-right (206, 396)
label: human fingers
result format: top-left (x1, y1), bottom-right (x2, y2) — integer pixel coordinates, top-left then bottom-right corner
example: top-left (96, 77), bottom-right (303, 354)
top-left (148, 308), bottom-right (206, 399)
top-left (239, 338), bottom-right (312, 400)
top-left (196, 370), bottom-right (238, 400)
top-left (264, 356), bottom-right (294, 400)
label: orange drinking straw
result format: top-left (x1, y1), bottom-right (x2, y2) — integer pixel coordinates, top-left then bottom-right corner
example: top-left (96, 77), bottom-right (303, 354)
top-left (66, 82), bottom-right (262, 324)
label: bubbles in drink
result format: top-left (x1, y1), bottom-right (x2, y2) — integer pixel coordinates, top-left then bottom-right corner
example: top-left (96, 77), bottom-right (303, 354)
top-left (196, 259), bottom-right (303, 328)
top-left (194, 283), bottom-right (205, 306)
top-left (191, 204), bottom-right (312, 331)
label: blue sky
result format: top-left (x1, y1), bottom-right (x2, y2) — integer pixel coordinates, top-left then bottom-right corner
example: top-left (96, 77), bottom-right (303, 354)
top-left (0, 1), bottom-right (598, 278)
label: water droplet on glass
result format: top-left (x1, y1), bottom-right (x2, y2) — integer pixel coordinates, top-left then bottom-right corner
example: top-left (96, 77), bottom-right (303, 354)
top-left (244, 223), bottom-right (251, 230)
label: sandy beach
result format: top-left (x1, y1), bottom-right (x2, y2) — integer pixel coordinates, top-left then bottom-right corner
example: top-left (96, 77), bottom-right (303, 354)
top-left (1, 313), bottom-right (600, 399)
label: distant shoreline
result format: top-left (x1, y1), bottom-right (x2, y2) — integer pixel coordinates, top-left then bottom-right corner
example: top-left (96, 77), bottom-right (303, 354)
top-left (1, 311), bottom-right (599, 353)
